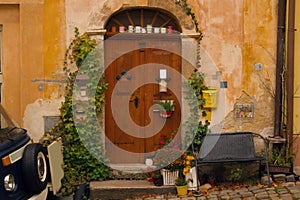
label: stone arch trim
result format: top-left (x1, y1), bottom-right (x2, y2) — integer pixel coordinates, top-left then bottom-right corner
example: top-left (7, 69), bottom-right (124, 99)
top-left (104, 7), bottom-right (182, 34)
top-left (87, 0), bottom-right (195, 34)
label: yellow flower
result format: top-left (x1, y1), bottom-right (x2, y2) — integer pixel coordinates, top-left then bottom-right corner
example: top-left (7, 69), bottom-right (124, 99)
top-left (186, 155), bottom-right (194, 161)
top-left (183, 167), bottom-right (190, 175)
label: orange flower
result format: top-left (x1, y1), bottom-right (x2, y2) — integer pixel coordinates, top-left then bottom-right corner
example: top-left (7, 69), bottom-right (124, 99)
top-left (186, 155), bottom-right (194, 161)
top-left (183, 167), bottom-right (190, 175)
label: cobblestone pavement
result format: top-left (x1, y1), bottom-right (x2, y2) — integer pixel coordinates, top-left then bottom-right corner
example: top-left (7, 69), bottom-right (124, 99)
top-left (131, 182), bottom-right (300, 200)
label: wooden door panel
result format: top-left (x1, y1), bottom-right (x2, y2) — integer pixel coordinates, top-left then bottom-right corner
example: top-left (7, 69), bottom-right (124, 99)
top-left (143, 46), bottom-right (181, 153)
top-left (105, 41), bottom-right (145, 163)
top-left (105, 37), bottom-right (181, 163)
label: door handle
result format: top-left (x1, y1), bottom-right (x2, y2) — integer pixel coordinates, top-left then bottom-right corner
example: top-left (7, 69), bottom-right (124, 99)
top-left (129, 96), bottom-right (139, 108)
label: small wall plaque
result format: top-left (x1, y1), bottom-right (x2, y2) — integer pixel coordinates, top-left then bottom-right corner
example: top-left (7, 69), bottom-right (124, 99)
top-left (234, 103), bottom-right (254, 119)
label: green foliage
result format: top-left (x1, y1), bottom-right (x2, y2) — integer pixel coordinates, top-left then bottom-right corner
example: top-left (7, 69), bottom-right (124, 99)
top-left (150, 170), bottom-right (163, 179)
top-left (174, 0), bottom-right (202, 36)
top-left (175, 177), bottom-right (187, 186)
top-left (268, 146), bottom-right (295, 167)
top-left (184, 70), bottom-right (210, 151)
top-left (172, 0), bottom-right (208, 151)
top-left (229, 168), bottom-right (242, 183)
top-left (158, 100), bottom-right (175, 112)
top-left (188, 72), bottom-right (208, 101)
top-left (41, 27), bottom-right (109, 196)
top-left (64, 27), bottom-right (97, 68)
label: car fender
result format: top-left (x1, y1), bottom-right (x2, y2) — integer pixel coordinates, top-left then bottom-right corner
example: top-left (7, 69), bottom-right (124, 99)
top-left (47, 139), bottom-right (64, 195)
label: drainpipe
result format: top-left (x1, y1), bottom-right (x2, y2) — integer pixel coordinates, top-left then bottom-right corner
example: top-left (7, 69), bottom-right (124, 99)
top-left (274, 0), bottom-right (287, 138)
top-left (286, 0), bottom-right (296, 150)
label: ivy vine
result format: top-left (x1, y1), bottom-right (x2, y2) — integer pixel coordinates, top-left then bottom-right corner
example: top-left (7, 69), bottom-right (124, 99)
top-left (41, 28), bottom-right (109, 197)
top-left (174, 0), bottom-right (202, 36)
top-left (172, 0), bottom-right (209, 150)
top-left (184, 69), bottom-right (210, 152)
top-left (174, 0), bottom-right (203, 69)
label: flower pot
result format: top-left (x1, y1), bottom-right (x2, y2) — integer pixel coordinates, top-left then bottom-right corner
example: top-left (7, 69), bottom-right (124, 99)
top-left (161, 169), bottom-right (179, 185)
top-left (176, 185), bottom-right (188, 196)
top-left (160, 111), bottom-right (173, 118)
top-left (185, 167), bottom-right (198, 190)
top-left (268, 165), bottom-right (291, 174)
top-left (153, 176), bottom-right (163, 186)
top-left (261, 164), bottom-right (292, 174)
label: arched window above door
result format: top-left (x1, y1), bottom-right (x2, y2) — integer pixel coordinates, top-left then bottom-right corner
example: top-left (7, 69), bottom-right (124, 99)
top-left (104, 8), bottom-right (181, 38)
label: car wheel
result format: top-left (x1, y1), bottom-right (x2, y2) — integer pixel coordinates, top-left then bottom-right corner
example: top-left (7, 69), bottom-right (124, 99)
top-left (22, 143), bottom-right (50, 194)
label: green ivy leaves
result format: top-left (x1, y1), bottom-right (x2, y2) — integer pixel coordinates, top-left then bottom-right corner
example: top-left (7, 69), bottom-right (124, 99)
top-left (42, 28), bottom-right (109, 197)
top-left (184, 70), bottom-right (210, 152)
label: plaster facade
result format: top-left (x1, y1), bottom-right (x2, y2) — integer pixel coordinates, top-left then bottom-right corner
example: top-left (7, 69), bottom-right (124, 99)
top-left (0, 0), bottom-right (291, 156)
top-left (0, 0), bottom-right (65, 141)
top-left (65, 0), bottom-right (277, 139)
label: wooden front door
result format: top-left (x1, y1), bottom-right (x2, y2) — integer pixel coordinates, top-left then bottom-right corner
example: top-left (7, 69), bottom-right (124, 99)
top-left (105, 34), bottom-right (181, 163)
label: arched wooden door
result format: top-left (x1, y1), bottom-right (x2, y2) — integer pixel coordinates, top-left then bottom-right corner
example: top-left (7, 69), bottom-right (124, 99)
top-left (104, 9), bottom-right (182, 164)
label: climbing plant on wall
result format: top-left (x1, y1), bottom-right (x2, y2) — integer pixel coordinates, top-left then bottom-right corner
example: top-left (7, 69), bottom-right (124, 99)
top-left (174, 0), bottom-right (201, 35)
top-left (41, 28), bottom-right (109, 196)
top-left (172, 0), bottom-right (209, 150)
top-left (184, 69), bottom-right (210, 151)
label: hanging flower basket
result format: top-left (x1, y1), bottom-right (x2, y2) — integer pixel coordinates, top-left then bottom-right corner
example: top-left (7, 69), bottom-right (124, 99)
top-left (157, 100), bottom-right (175, 118)
top-left (159, 110), bottom-right (173, 118)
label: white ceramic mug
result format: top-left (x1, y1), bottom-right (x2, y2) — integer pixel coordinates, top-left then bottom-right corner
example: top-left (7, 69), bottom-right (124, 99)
top-left (128, 25), bottom-right (134, 33)
top-left (146, 24), bottom-right (152, 33)
top-left (160, 27), bottom-right (167, 34)
top-left (135, 26), bottom-right (141, 33)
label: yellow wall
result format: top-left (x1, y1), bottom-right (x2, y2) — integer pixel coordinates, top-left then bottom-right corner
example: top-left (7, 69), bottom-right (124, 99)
top-left (43, 0), bottom-right (66, 99)
top-left (294, 0), bottom-right (300, 135)
top-left (20, 2), bottom-right (44, 118)
top-left (0, 1), bottom-right (65, 129)
top-left (293, 0), bottom-right (300, 167)
top-left (0, 4), bottom-right (21, 122)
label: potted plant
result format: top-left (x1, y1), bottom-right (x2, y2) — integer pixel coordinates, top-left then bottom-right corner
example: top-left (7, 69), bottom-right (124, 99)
top-left (267, 146), bottom-right (295, 174)
top-left (174, 155), bottom-right (192, 196)
top-left (175, 176), bottom-right (188, 196)
top-left (150, 170), bottom-right (163, 186)
top-left (158, 100), bottom-right (175, 118)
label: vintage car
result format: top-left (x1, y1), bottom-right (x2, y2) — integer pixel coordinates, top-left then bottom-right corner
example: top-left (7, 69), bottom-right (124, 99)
top-left (0, 104), bottom-right (64, 200)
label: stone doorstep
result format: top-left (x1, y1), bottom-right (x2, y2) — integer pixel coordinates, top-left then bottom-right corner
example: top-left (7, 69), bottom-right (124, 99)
top-left (89, 180), bottom-right (176, 200)
top-left (110, 164), bottom-right (150, 173)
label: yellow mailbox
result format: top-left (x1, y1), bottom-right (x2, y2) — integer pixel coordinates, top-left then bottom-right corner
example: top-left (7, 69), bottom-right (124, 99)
top-left (202, 88), bottom-right (218, 108)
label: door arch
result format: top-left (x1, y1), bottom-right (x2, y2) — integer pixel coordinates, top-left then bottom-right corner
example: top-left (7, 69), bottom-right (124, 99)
top-left (104, 8), bottom-right (182, 164)
top-left (104, 7), bottom-right (182, 37)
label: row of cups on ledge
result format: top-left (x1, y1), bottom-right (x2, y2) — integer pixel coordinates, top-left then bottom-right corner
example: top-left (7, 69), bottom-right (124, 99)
top-left (112, 25), bottom-right (174, 34)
